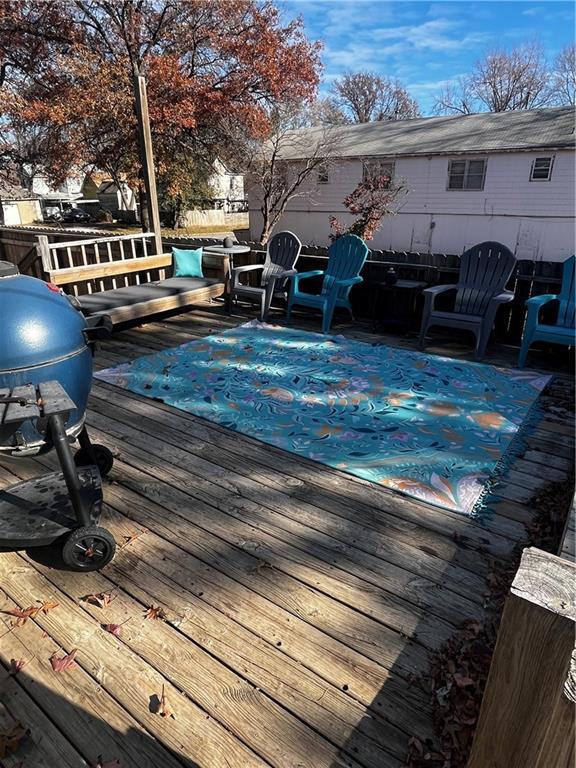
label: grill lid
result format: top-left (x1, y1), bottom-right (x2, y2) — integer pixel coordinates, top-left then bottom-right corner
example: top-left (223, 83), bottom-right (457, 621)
top-left (0, 265), bottom-right (89, 371)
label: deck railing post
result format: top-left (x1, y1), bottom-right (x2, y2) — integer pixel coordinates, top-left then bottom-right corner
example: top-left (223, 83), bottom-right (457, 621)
top-left (467, 547), bottom-right (575, 768)
top-left (36, 235), bottom-right (52, 278)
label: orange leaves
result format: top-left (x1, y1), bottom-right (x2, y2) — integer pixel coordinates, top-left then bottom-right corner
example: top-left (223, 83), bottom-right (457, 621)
top-left (1, 0), bottom-right (322, 202)
top-left (144, 605), bottom-right (166, 621)
top-left (1, 600), bottom-right (59, 627)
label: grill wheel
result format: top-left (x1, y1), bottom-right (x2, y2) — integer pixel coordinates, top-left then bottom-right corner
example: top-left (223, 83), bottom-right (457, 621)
top-left (62, 525), bottom-right (116, 571)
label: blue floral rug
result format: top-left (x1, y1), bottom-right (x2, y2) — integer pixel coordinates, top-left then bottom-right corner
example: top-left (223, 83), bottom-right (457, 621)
top-left (95, 321), bottom-right (551, 515)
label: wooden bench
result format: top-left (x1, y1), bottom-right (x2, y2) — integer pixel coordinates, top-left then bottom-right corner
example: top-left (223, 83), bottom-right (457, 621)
top-left (37, 233), bottom-right (230, 325)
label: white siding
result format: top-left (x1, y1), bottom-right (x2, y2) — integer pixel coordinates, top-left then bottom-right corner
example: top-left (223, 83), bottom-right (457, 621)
top-left (248, 150), bottom-right (575, 261)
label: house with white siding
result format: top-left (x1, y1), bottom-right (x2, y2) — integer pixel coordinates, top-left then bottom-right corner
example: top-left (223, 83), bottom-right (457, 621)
top-left (248, 107), bottom-right (575, 261)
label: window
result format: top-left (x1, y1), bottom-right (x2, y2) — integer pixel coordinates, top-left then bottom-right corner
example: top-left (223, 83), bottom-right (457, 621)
top-left (447, 158), bottom-right (486, 190)
top-left (363, 160), bottom-right (395, 188)
top-left (317, 165), bottom-right (329, 184)
top-left (530, 156), bottom-right (554, 181)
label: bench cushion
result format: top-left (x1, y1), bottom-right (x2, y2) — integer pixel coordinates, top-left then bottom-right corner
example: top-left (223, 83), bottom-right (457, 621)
top-left (77, 277), bottom-right (221, 314)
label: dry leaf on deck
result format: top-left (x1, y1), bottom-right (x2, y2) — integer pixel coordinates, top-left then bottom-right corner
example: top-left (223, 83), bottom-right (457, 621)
top-left (9, 658), bottom-right (26, 675)
top-left (102, 623), bottom-right (123, 637)
top-left (90, 756), bottom-right (121, 768)
top-left (50, 648), bottom-right (78, 672)
top-left (1, 605), bottom-right (40, 627)
top-left (39, 600), bottom-right (59, 614)
top-left (121, 532), bottom-right (144, 549)
top-left (453, 672), bottom-right (475, 688)
top-left (152, 684), bottom-right (174, 719)
top-left (0, 723), bottom-right (30, 759)
top-left (81, 591), bottom-right (116, 608)
top-left (144, 605), bottom-right (166, 621)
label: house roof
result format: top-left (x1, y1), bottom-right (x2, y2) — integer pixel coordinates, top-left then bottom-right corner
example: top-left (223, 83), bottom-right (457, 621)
top-left (278, 106), bottom-right (576, 160)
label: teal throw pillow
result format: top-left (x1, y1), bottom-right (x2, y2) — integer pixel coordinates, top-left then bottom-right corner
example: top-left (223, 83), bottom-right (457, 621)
top-left (172, 247), bottom-right (204, 278)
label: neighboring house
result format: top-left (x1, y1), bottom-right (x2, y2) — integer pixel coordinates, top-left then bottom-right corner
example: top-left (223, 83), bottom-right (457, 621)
top-left (0, 181), bottom-right (42, 225)
top-left (210, 159), bottom-right (245, 212)
top-left (248, 107), bottom-right (575, 261)
top-left (97, 179), bottom-right (137, 214)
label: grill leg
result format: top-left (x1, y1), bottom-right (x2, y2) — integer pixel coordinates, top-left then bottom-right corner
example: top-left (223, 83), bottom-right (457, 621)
top-left (50, 415), bottom-right (92, 527)
top-left (77, 425), bottom-right (96, 463)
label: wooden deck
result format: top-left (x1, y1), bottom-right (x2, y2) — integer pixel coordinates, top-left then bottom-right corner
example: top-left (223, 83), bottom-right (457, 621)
top-left (0, 305), bottom-right (574, 768)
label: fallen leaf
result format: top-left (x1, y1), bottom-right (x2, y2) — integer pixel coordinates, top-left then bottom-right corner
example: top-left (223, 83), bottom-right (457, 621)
top-left (453, 673), bottom-right (475, 688)
top-left (0, 723), bottom-right (29, 759)
top-left (9, 658), bottom-right (26, 675)
top-left (102, 623), bottom-right (122, 637)
top-left (152, 684), bottom-right (174, 718)
top-left (81, 592), bottom-right (116, 608)
top-left (121, 532), bottom-right (144, 549)
top-left (408, 736), bottom-right (424, 755)
top-left (39, 600), bottom-right (59, 614)
top-left (144, 605), bottom-right (166, 621)
top-left (1, 605), bottom-right (41, 627)
top-left (50, 648), bottom-right (77, 672)
top-left (89, 756), bottom-right (121, 768)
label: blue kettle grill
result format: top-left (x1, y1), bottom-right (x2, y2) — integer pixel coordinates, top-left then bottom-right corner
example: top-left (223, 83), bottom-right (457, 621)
top-left (0, 261), bottom-right (116, 571)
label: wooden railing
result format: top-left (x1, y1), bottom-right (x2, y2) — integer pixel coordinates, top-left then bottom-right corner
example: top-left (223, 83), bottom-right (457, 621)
top-left (0, 226), bottom-right (570, 346)
top-left (36, 232), bottom-right (161, 295)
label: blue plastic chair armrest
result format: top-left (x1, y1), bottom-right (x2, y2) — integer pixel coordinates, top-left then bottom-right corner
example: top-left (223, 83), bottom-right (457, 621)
top-left (525, 294), bottom-right (558, 308)
top-left (292, 270), bottom-right (325, 290)
top-left (491, 290), bottom-right (515, 305)
top-left (525, 293), bottom-right (559, 322)
top-left (422, 284), bottom-right (456, 310)
top-left (333, 276), bottom-right (363, 288)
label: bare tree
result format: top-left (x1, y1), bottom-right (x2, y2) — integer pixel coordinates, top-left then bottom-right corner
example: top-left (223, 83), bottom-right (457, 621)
top-left (329, 71), bottom-right (421, 123)
top-left (551, 43), bottom-right (576, 106)
top-left (303, 97), bottom-right (350, 127)
top-left (434, 42), bottom-right (554, 114)
top-left (433, 77), bottom-right (475, 115)
top-left (230, 102), bottom-right (339, 245)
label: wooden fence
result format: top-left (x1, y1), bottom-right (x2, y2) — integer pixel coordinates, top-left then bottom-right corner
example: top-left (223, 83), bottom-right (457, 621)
top-left (0, 226), bottom-right (567, 346)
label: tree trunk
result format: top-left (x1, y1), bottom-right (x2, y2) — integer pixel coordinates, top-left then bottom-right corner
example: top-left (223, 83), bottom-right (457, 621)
top-left (139, 180), bottom-right (150, 231)
top-left (259, 207), bottom-right (271, 246)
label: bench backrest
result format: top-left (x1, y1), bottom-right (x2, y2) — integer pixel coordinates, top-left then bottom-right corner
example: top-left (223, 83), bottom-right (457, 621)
top-left (37, 233), bottom-right (228, 295)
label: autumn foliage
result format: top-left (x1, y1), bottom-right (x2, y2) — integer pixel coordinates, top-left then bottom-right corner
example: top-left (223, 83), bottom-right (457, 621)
top-left (330, 173), bottom-right (407, 241)
top-left (0, 1), bottom-right (322, 202)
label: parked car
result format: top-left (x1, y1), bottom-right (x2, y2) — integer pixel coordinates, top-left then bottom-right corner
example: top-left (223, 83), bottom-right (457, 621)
top-left (62, 208), bottom-right (91, 224)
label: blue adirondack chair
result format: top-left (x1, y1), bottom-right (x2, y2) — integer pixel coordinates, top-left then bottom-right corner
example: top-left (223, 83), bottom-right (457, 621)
top-left (286, 234), bottom-right (369, 333)
top-left (518, 255), bottom-right (575, 368)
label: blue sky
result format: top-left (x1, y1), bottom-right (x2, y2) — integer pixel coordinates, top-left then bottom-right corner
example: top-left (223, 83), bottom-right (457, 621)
top-left (281, 1), bottom-right (575, 114)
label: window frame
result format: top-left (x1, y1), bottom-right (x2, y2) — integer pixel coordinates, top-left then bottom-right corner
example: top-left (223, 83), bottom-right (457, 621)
top-left (362, 159), bottom-right (395, 188)
top-left (317, 164), bottom-right (330, 185)
top-left (446, 157), bottom-right (487, 191)
top-left (530, 156), bottom-right (554, 182)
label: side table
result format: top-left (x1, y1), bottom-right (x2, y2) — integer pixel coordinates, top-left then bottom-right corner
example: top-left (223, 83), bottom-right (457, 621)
top-left (203, 244), bottom-right (251, 273)
top-left (370, 279), bottom-right (428, 332)
top-left (203, 244), bottom-right (252, 309)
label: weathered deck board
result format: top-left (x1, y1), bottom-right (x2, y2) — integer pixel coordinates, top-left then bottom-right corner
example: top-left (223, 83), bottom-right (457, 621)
top-left (0, 304), bottom-right (573, 768)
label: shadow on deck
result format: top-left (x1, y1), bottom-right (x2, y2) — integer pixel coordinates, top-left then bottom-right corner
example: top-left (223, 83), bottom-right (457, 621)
top-left (0, 302), bottom-right (573, 768)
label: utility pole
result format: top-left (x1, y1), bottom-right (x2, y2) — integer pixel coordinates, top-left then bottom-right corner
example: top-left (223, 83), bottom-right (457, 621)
top-left (134, 74), bottom-right (163, 256)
